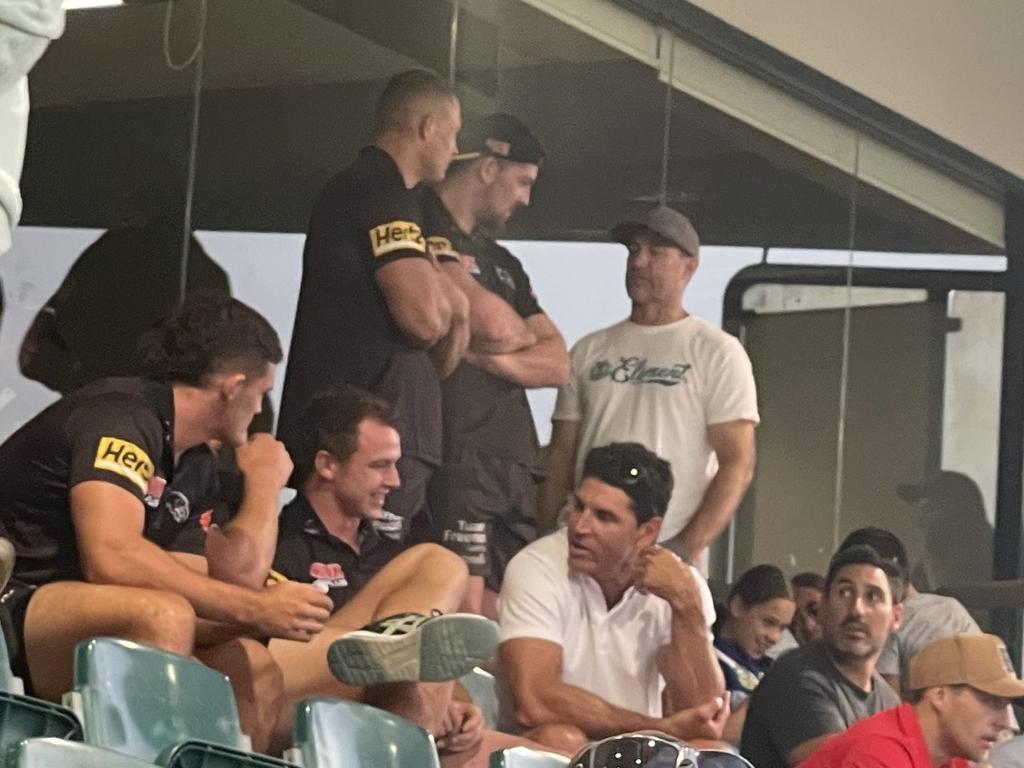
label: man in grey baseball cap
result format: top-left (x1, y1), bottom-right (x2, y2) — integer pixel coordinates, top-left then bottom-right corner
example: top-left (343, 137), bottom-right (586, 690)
top-left (542, 204), bottom-right (759, 574)
top-left (610, 205), bottom-right (701, 259)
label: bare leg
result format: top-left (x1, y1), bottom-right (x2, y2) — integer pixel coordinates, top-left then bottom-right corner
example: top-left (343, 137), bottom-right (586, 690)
top-left (24, 581), bottom-right (196, 702)
top-left (458, 575), bottom-right (485, 615)
top-left (481, 587), bottom-right (499, 622)
top-left (195, 637), bottom-right (283, 754)
top-left (269, 544), bottom-right (469, 750)
top-left (523, 723), bottom-right (589, 755)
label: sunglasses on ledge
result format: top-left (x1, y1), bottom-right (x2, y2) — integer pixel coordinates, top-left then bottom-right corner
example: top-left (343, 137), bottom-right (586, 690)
top-left (569, 733), bottom-right (754, 768)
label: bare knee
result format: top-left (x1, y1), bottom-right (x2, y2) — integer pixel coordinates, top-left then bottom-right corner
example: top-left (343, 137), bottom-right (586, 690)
top-left (418, 544), bottom-right (469, 580)
top-left (525, 723), bottom-right (588, 754)
top-left (127, 591), bottom-right (195, 655)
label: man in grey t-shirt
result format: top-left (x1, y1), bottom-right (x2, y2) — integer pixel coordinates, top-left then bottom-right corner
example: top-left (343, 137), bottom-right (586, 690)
top-left (741, 545), bottom-right (904, 768)
top-left (839, 527), bottom-right (980, 693)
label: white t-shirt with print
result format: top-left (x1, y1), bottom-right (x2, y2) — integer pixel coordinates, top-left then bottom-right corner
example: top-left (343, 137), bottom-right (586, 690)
top-left (553, 315), bottom-right (759, 569)
top-left (497, 529), bottom-right (716, 725)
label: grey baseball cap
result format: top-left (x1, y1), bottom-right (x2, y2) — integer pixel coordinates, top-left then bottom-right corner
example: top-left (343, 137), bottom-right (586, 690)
top-left (611, 205), bottom-right (700, 257)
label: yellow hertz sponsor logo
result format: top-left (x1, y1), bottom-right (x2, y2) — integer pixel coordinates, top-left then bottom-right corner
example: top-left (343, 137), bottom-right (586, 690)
top-left (426, 236), bottom-right (458, 260)
top-left (93, 437), bottom-right (155, 493)
top-left (369, 220), bottom-right (426, 258)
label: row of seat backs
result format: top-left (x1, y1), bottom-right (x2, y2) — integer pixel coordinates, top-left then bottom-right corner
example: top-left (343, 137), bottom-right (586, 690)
top-left (0, 633), bottom-right (567, 768)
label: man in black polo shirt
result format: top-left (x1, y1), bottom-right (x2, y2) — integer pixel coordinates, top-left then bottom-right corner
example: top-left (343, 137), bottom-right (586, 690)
top-left (0, 293), bottom-right (334, 752)
top-left (278, 69), bottom-right (477, 542)
top-left (268, 385), bottom-right (499, 756)
top-left (422, 113), bottom-right (569, 616)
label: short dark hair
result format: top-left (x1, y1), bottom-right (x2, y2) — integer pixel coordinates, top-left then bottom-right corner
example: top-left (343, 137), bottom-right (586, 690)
top-left (729, 564), bottom-right (792, 608)
top-left (139, 291), bottom-right (281, 386)
top-left (791, 571), bottom-right (825, 591)
top-left (839, 527), bottom-right (910, 572)
top-left (291, 385), bottom-right (396, 485)
top-left (373, 69), bottom-right (457, 138)
top-left (824, 544), bottom-right (906, 604)
top-left (580, 442), bottom-right (673, 524)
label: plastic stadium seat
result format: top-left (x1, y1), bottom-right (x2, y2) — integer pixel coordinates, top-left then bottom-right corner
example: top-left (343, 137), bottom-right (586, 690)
top-left (67, 637), bottom-right (295, 768)
top-left (287, 697), bottom-right (440, 768)
top-left (14, 737), bottom-right (159, 768)
top-left (0, 621), bottom-right (24, 695)
top-left (0, 629), bottom-right (83, 761)
top-left (489, 746), bottom-right (570, 768)
top-left (459, 667), bottom-right (498, 729)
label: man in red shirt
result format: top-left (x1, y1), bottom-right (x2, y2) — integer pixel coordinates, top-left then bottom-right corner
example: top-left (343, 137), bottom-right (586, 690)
top-left (799, 634), bottom-right (1020, 767)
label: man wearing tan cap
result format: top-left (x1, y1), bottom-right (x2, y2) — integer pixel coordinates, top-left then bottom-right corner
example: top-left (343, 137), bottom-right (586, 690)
top-left (799, 633), bottom-right (1019, 767)
top-left (541, 205), bottom-right (759, 573)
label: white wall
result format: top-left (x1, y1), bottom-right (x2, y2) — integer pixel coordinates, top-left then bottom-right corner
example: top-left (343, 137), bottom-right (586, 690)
top-left (687, 0), bottom-right (1024, 180)
top-left (0, 228), bottom-right (761, 444)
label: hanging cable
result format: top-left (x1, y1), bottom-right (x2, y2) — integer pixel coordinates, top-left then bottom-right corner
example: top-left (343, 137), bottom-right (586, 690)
top-left (162, 0), bottom-right (208, 305)
top-left (448, 0), bottom-right (461, 87)
top-left (832, 135), bottom-right (861, 552)
top-left (658, 32), bottom-right (675, 206)
top-left (163, 0), bottom-right (206, 71)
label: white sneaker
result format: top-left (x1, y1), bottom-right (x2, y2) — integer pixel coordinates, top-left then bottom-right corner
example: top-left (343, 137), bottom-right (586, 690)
top-left (327, 611), bottom-right (498, 686)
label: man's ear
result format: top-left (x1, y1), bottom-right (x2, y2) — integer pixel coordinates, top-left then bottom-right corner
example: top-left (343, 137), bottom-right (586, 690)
top-left (313, 449), bottom-right (337, 481)
top-left (478, 156), bottom-right (499, 184)
top-left (637, 516), bottom-right (662, 548)
top-left (890, 601), bottom-right (904, 631)
top-left (418, 110), bottom-right (435, 142)
top-left (218, 372), bottom-right (247, 401)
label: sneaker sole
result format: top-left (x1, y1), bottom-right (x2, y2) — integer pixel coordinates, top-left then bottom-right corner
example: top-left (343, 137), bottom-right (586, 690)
top-left (327, 614), bottom-right (498, 686)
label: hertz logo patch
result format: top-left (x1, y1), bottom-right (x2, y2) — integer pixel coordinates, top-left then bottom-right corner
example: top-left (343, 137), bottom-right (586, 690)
top-left (369, 220), bottom-right (426, 258)
top-left (426, 236), bottom-right (458, 260)
top-left (93, 437), bottom-right (155, 493)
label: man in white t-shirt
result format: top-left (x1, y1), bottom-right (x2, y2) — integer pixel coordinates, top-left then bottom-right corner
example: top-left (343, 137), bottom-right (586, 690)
top-left (540, 206), bottom-right (759, 573)
top-left (499, 442), bottom-right (727, 754)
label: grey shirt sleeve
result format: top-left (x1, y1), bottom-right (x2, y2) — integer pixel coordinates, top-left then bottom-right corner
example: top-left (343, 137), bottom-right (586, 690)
top-left (768, 669), bottom-right (850, 758)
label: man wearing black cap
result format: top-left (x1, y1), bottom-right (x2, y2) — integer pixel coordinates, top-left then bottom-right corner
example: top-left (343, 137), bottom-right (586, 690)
top-left (278, 69), bottom-right (470, 544)
top-left (421, 113), bottom-right (569, 616)
top-left (542, 206), bottom-right (758, 574)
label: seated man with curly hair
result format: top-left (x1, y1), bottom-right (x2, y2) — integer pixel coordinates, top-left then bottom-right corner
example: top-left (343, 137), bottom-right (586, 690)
top-left (0, 292), bottom-right (334, 751)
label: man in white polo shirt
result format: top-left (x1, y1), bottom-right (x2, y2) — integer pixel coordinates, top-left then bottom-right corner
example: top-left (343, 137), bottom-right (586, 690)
top-left (497, 442), bottom-right (726, 754)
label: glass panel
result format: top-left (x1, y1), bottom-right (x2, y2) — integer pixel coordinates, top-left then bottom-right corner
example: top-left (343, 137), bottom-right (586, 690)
top-left (1, 1), bottom-right (200, 441)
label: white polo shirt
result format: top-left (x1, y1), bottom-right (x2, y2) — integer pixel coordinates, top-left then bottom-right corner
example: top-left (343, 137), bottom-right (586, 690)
top-left (497, 529), bottom-right (716, 723)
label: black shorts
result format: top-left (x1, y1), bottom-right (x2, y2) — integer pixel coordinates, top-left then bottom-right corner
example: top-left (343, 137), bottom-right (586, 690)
top-left (427, 450), bottom-right (539, 592)
top-left (0, 580), bottom-right (37, 693)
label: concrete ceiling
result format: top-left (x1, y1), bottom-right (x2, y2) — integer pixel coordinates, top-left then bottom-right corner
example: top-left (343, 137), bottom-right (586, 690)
top-left (19, 0), bottom-right (1000, 254)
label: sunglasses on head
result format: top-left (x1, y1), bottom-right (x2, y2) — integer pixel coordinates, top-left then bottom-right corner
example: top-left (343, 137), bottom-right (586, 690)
top-left (569, 734), bottom-right (754, 768)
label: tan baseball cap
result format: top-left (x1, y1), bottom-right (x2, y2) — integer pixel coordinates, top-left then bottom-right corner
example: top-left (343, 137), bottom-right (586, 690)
top-left (909, 634), bottom-right (1024, 698)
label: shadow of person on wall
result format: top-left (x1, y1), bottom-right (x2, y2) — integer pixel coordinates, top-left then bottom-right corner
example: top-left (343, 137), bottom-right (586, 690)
top-left (898, 470), bottom-right (993, 593)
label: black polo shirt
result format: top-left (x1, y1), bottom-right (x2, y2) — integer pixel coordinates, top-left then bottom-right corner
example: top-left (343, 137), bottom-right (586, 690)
top-left (420, 187), bottom-right (543, 466)
top-left (0, 377), bottom-right (219, 586)
top-left (277, 146), bottom-right (443, 473)
top-left (272, 494), bottom-right (402, 613)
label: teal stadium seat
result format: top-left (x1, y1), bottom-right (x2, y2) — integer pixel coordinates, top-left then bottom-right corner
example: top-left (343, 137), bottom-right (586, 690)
top-left (0, 629), bottom-right (82, 764)
top-left (14, 737), bottom-right (159, 768)
top-left (67, 637), bottom-right (295, 768)
top-left (459, 667), bottom-right (498, 729)
top-left (489, 746), bottom-right (570, 768)
top-left (287, 697), bottom-right (440, 768)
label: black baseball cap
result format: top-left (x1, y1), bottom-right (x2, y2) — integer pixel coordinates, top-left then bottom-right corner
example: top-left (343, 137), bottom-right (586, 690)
top-left (452, 113), bottom-right (545, 167)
